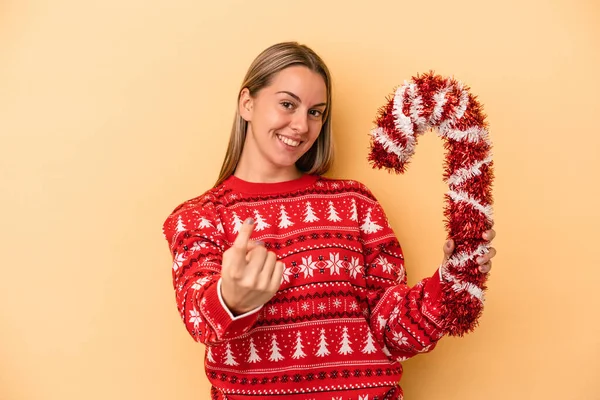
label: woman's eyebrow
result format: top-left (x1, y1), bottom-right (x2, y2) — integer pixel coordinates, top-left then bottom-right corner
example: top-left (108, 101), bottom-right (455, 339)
top-left (276, 91), bottom-right (327, 108)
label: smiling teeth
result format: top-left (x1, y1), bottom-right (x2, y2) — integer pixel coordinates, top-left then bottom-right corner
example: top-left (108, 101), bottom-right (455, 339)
top-left (277, 134), bottom-right (300, 147)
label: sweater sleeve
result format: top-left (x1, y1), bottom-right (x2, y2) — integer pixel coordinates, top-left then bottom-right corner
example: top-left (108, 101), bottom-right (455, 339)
top-left (359, 192), bottom-right (446, 362)
top-left (163, 200), bottom-right (261, 345)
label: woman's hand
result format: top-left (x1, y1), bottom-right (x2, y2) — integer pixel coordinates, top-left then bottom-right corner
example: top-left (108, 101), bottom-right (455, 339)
top-left (220, 218), bottom-right (284, 316)
top-left (442, 229), bottom-right (497, 273)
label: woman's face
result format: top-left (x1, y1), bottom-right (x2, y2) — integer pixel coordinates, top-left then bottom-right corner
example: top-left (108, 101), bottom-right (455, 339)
top-left (239, 66), bottom-right (328, 176)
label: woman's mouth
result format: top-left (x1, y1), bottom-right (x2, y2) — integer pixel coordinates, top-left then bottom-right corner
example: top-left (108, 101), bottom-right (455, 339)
top-left (276, 134), bottom-right (301, 147)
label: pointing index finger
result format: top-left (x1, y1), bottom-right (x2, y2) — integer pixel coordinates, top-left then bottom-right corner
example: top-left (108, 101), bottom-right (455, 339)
top-left (233, 218), bottom-right (255, 249)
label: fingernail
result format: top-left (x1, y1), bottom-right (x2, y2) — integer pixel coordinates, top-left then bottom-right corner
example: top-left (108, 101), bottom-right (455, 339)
top-left (446, 240), bottom-right (452, 248)
top-left (477, 257), bottom-right (484, 264)
top-left (255, 240), bottom-right (264, 246)
top-left (245, 218), bottom-right (254, 225)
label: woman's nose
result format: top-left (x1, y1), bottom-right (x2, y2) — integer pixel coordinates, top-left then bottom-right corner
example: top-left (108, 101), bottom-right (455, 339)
top-left (290, 111), bottom-right (309, 134)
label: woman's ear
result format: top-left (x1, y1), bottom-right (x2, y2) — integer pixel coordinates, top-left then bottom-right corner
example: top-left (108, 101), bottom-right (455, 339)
top-left (239, 88), bottom-right (253, 122)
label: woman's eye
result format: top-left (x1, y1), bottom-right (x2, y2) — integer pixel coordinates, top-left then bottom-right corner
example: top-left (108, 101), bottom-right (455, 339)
top-left (309, 109), bottom-right (323, 118)
top-left (281, 101), bottom-right (294, 109)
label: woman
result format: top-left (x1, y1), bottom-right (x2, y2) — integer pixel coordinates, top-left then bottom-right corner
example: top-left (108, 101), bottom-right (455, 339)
top-left (163, 42), bottom-right (496, 400)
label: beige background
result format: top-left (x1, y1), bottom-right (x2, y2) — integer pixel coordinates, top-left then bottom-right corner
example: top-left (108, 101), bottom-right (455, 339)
top-left (1, 0), bottom-right (599, 399)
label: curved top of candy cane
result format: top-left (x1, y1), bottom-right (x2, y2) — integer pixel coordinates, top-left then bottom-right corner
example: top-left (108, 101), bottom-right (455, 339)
top-left (369, 73), bottom-right (491, 173)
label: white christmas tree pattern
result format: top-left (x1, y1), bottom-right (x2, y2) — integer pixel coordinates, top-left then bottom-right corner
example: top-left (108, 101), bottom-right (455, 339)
top-left (206, 346), bottom-right (216, 363)
top-left (247, 337), bottom-right (262, 363)
top-left (253, 209), bottom-right (271, 231)
top-left (176, 215), bottom-right (186, 233)
top-left (198, 216), bottom-right (214, 229)
top-left (349, 198), bottom-right (358, 222)
top-left (269, 334), bottom-right (284, 362)
top-left (327, 201), bottom-right (342, 222)
top-left (303, 201), bottom-right (320, 223)
top-left (216, 221), bottom-right (224, 233)
top-left (291, 331), bottom-right (306, 359)
top-left (362, 330), bottom-right (377, 354)
top-left (223, 342), bottom-right (239, 366)
top-left (231, 212), bottom-right (243, 234)
top-left (278, 205), bottom-right (294, 229)
top-left (358, 395), bottom-right (369, 400)
top-left (338, 326), bottom-right (354, 355)
top-left (360, 207), bottom-right (382, 234)
top-left (315, 329), bottom-right (331, 357)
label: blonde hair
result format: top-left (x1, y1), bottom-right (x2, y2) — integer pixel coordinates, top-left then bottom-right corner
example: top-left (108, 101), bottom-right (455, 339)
top-left (215, 42), bottom-right (334, 187)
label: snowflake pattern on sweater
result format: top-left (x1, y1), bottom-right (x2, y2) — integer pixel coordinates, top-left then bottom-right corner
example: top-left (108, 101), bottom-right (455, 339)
top-left (163, 175), bottom-right (447, 400)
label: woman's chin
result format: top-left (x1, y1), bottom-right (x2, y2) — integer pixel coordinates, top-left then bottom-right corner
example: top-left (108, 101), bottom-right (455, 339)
top-left (269, 155), bottom-right (302, 170)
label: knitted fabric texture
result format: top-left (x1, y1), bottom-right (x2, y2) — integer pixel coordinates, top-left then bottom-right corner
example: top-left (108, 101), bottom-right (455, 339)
top-left (163, 175), bottom-right (446, 400)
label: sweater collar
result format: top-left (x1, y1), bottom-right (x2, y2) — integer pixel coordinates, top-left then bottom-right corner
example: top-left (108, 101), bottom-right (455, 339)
top-left (224, 174), bottom-right (320, 195)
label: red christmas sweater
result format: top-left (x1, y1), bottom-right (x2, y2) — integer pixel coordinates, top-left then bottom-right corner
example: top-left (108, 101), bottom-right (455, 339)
top-left (162, 174), bottom-right (447, 400)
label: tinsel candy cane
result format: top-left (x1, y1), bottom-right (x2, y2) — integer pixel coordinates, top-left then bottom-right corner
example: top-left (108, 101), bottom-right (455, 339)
top-left (369, 72), bottom-right (494, 336)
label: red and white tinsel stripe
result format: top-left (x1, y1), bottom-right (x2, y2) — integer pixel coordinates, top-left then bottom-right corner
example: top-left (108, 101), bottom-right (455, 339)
top-left (368, 72), bottom-right (494, 336)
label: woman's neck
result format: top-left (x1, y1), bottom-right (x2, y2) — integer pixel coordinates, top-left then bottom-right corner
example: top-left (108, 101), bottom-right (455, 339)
top-left (233, 164), bottom-right (303, 183)
top-left (234, 139), bottom-right (304, 183)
